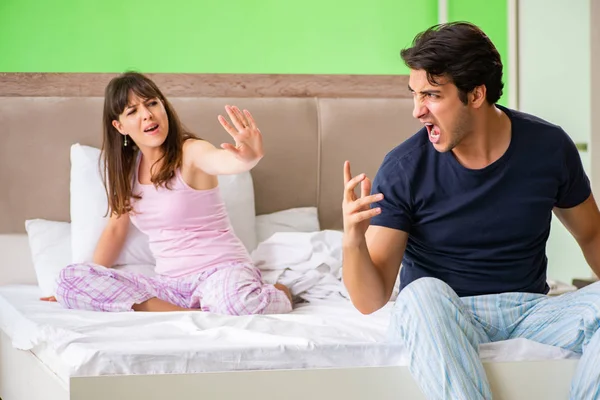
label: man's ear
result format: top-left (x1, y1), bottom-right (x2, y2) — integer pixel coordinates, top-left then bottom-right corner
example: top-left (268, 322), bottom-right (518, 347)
top-left (469, 84), bottom-right (487, 109)
top-left (112, 120), bottom-right (126, 135)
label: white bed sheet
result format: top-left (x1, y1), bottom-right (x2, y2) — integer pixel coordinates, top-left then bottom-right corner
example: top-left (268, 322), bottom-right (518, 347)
top-left (0, 284), bottom-right (580, 384)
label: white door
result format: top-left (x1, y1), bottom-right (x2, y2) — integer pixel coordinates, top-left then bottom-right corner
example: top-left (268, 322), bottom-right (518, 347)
top-left (517, 0), bottom-right (593, 284)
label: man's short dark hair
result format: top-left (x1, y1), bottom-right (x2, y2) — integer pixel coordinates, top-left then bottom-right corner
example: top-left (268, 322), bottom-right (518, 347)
top-left (401, 22), bottom-right (504, 105)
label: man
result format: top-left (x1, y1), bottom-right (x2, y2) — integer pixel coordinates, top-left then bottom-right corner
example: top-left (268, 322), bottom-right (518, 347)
top-left (342, 22), bottom-right (600, 399)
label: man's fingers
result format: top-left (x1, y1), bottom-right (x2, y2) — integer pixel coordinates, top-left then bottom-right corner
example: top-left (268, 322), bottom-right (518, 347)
top-left (361, 176), bottom-right (372, 198)
top-left (350, 207), bottom-right (381, 223)
top-left (344, 173), bottom-right (366, 201)
top-left (351, 193), bottom-right (384, 211)
top-left (343, 161), bottom-right (374, 204)
top-left (343, 160), bottom-right (352, 184)
top-left (342, 163), bottom-right (380, 229)
top-left (345, 173), bottom-right (365, 191)
top-left (345, 194), bottom-right (383, 216)
top-left (40, 296), bottom-right (57, 302)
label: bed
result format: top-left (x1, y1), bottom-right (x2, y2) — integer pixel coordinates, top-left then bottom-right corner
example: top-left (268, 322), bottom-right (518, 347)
top-left (0, 73), bottom-right (581, 400)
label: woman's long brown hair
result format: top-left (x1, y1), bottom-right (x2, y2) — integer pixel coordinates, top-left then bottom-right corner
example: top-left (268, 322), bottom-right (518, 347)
top-left (101, 72), bottom-right (197, 216)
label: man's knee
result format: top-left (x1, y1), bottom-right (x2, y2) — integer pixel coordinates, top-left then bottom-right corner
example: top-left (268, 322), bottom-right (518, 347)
top-left (569, 282), bottom-right (600, 322)
top-left (388, 278), bottom-right (459, 342)
top-left (393, 277), bottom-right (461, 325)
top-left (398, 277), bottom-right (455, 303)
top-left (580, 281), bottom-right (600, 295)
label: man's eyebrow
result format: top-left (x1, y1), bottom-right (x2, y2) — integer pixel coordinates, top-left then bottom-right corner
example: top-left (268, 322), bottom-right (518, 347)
top-left (408, 85), bottom-right (442, 95)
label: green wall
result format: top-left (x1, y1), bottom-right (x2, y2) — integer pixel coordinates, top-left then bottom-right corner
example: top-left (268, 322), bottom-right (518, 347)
top-left (1, 0), bottom-right (508, 103)
top-left (448, 0), bottom-right (509, 105)
top-left (0, 0), bottom-right (437, 74)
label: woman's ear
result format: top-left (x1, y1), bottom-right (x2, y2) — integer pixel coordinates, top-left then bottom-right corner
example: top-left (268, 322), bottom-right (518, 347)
top-left (112, 120), bottom-right (126, 135)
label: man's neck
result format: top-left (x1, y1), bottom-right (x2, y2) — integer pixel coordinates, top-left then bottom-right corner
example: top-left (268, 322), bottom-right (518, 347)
top-left (452, 105), bottom-right (511, 170)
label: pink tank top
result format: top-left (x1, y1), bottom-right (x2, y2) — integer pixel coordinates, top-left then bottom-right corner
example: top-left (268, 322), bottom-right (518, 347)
top-left (129, 153), bottom-right (251, 277)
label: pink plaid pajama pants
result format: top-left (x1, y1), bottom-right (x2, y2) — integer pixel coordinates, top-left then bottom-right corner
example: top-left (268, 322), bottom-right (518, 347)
top-left (55, 262), bottom-right (293, 315)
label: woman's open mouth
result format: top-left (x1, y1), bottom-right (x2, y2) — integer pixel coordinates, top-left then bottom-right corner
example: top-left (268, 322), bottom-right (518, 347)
top-left (143, 124), bottom-right (159, 135)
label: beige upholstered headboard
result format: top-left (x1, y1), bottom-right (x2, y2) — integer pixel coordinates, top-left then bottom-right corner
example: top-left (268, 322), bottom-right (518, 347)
top-left (0, 73), bottom-right (421, 233)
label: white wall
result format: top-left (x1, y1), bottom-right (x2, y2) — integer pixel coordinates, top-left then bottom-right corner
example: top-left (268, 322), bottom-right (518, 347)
top-left (518, 0), bottom-right (593, 284)
top-left (592, 0), bottom-right (600, 266)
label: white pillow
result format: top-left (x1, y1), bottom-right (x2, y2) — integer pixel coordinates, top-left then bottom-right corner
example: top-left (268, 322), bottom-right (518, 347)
top-left (217, 171), bottom-right (258, 251)
top-left (25, 219), bottom-right (72, 297)
top-left (255, 207), bottom-right (320, 243)
top-left (26, 219), bottom-right (158, 296)
top-left (70, 144), bottom-right (155, 266)
top-left (70, 144), bottom-right (257, 265)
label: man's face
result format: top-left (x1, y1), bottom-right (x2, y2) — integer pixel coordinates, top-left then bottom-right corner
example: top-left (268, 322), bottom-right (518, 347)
top-left (408, 69), bottom-right (472, 153)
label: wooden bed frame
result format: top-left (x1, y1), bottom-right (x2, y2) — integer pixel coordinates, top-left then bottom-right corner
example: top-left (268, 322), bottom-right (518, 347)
top-left (0, 72), bottom-right (580, 400)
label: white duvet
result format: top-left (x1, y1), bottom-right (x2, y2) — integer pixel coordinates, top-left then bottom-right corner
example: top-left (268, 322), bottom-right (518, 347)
top-left (0, 285), bottom-right (580, 383)
top-left (252, 230), bottom-right (350, 303)
top-left (0, 231), bottom-right (580, 382)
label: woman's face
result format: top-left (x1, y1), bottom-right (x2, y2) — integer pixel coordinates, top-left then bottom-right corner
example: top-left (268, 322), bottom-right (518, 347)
top-left (112, 92), bottom-right (170, 150)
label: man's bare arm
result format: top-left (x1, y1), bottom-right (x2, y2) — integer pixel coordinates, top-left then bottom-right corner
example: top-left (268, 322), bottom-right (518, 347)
top-left (554, 194), bottom-right (600, 277)
top-left (343, 226), bottom-right (407, 314)
top-left (341, 161), bottom-right (408, 314)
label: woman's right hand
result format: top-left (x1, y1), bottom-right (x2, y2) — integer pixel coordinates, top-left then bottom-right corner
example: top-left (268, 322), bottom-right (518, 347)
top-left (342, 161), bottom-right (384, 245)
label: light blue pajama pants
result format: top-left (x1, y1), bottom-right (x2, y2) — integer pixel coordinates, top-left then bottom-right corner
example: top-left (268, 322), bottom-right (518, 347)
top-left (388, 277), bottom-right (600, 400)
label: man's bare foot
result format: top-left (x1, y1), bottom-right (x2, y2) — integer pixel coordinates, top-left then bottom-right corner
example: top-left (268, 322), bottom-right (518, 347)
top-left (274, 283), bottom-right (293, 305)
top-left (132, 297), bottom-right (193, 312)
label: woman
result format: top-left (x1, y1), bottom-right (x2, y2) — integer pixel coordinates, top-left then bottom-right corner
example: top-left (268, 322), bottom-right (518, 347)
top-left (43, 72), bottom-right (292, 315)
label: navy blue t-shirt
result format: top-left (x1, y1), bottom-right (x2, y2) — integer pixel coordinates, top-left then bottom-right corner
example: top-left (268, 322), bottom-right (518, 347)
top-left (370, 106), bottom-right (591, 297)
